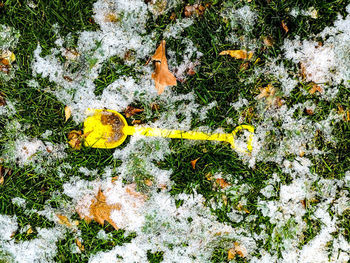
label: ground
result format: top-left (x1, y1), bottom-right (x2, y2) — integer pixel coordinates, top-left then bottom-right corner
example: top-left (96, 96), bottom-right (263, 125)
top-left (0, 0), bottom-right (349, 263)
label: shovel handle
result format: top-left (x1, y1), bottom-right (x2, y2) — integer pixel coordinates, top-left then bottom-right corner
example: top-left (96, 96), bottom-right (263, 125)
top-left (123, 124), bottom-right (254, 152)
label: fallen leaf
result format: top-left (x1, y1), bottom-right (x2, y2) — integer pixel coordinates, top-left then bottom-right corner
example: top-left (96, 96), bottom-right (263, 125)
top-left (76, 238), bottom-right (85, 252)
top-left (228, 242), bottom-right (248, 259)
top-left (56, 214), bottom-right (79, 228)
top-left (0, 166), bottom-right (11, 186)
top-left (281, 20), bottom-right (289, 33)
top-left (309, 83), bottom-right (323, 94)
top-left (184, 4), bottom-right (206, 17)
top-left (105, 13), bottom-right (118, 22)
top-left (0, 50), bottom-right (15, 74)
top-left (234, 242), bottom-right (247, 257)
top-left (78, 188), bottom-right (121, 230)
top-left (263, 36), bottom-right (274, 47)
top-left (305, 108), bottom-right (314, 115)
top-left (219, 50), bottom-right (253, 60)
top-left (169, 12), bottom-right (176, 21)
top-left (124, 106), bottom-right (144, 118)
top-left (64, 106), bottom-right (72, 122)
top-left (68, 130), bottom-right (83, 150)
top-left (0, 93), bottom-right (5, 106)
top-left (215, 178), bottom-right (231, 189)
top-left (227, 248), bottom-right (236, 260)
top-left (151, 40), bottom-right (177, 94)
top-left (257, 84), bottom-right (275, 99)
top-left (26, 226), bottom-right (33, 235)
top-left (205, 172), bottom-right (213, 181)
top-left (190, 158), bottom-right (199, 169)
top-left (236, 202), bottom-right (250, 214)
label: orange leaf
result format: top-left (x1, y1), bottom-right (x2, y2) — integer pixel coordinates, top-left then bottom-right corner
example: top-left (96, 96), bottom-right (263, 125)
top-left (76, 238), bottom-right (85, 252)
top-left (219, 50), bottom-right (253, 60)
top-left (77, 188), bottom-right (121, 230)
top-left (215, 178), bottom-right (231, 189)
top-left (309, 83), bottom-right (323, 94)
top-left (281, 20), bottom-right (289, 33)
top-left (124, 106), bottom-right (144, 118)
top-left (227, 248), bottom-right (236, 260)
top-left (56, 214), bottom-right (79, 228)
top-left (151, 40), bottom-right (177, 94)
top-left (190, 158), bottom-right (199, 169)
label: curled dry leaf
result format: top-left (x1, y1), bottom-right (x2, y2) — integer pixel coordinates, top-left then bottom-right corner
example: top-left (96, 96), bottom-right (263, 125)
top-left (68, 130), bottom-right (83, 150)
top-left (151, 40), bottom-right (177, 94)
top-left (309, 83), bottom-right (323, 94)
top-left (0, 50), bottom-right (16, 74)
top-left (219, 50), bottom-right (253, 60)
top-left (257, 84), bottom-right (283, 108)
top-left (124, 106), bottom-right (144, 118)
top-left (64, 105), bottom-right (72, 122)
top-left (228, 242), bottom-right (248, 260)
top-left (76, 238), bottom-right (85, 252)
top-left (281, 20), bottom-right (289, 33)
top-left (190, 158), bottom-right (199, 170)
top-left (263, 36), bottom-right (274, 47)
top-left (215, 178), bottom-right (231, 189)
top-left (0, 93), bottom-right (6, 106)
top-left (26, 226), bottom-right (33, 235)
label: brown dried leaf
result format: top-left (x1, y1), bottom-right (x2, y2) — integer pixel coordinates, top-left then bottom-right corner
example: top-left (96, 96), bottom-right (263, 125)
top-left (151, 40), bottom-right (177, 94)
top-left (215, 178), bottom-right (231, 189)
top-left (78, 188), bottom-right (121, 230)
top-left (105, 13), bottom-right (118, 22)
top-left (64, 106), bottom-right (72, 122)
top-left (305, 108), bottom-right (314, 115)
top-left (281, 20), bottom-right (289, 33)
top-left (234, 242), bottom-right (247, 257)
top-left (76, 238), bottom-right (85, 252)
top-left (124, 106), bottom-right (144, 118)
top-left (257, 84), bottom-right (274, 99)
top-left (263, 36), bottom-right (274, 47)
top-left (56, 214), bottom-right (79, 228)
top-left (219, 50), bottom-right (253, 60)
top-left (0, 92), bottom-right (6, 106)
top-left (0, 175), bottom-right (3, 185)
top-left (190, 158), bottom-right (199, 170)
top-left (68, 130), bottom-right (83, 150)
top-left (184, 4), bottom-right (206, 17)
top-left (309, 83), bottom-right (323, 94)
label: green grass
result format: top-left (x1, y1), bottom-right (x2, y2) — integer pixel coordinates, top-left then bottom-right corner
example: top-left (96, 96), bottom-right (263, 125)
top-left (1, 0), bottom-right (350, 262)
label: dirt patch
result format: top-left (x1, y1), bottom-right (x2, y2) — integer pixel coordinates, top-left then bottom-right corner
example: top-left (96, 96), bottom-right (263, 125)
top-left (100, 110), bottom-right (125, 143)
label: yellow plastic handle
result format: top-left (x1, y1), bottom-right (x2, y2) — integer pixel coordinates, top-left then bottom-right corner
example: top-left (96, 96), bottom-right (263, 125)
top-left (123, 124), bottom-right (254, 153)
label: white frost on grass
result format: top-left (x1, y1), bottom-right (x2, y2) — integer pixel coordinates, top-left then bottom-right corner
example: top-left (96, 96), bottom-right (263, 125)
top-left (0, 214), bottom-right (18, 241)
top-left (0, 227), bottom-right (65, 263)
top-left (283, 5), bottom-right (350, 98)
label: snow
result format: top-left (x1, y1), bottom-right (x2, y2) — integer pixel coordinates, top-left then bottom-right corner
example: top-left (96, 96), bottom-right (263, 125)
top-left (1, 1), bottom-right (350, 262)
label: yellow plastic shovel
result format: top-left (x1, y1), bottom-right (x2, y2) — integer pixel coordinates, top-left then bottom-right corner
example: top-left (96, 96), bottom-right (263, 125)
top-left (83, 109), bottom-right (254, 153)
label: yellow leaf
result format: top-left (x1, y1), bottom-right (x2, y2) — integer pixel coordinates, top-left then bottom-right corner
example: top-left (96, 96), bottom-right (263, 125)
top-left (228, 242), bottom-right (248, 260)
top-left (219, 50), bottom-right (253, 60)
top-left (56, 214), bottom-right (79, 228)
top-left (76, 238), bottom-right (85, 252)
top-left (26, 226), bottom-right (33, 235)
top-left (64, 106), bottom-right (72, 122)
top-left (151, 40), bottom-right (177, 94)
top-left (227, 248), bottom-right (236, 260)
